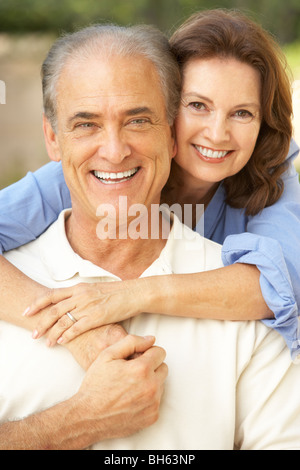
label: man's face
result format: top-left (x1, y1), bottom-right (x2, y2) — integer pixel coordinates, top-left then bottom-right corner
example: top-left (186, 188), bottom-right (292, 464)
top-left (44, 53), bottom-right (176, 227)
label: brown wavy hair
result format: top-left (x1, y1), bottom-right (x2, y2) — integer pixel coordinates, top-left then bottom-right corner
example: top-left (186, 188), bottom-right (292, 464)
top-left (169, 9), bottom-right (293, 216)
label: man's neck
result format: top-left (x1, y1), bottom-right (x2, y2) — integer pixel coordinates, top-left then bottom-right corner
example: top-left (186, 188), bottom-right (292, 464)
top-left (65, 208), bottom-right (170, 280)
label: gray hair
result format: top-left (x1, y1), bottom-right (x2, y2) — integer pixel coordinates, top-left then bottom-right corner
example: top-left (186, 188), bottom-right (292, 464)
top-left (41, 24), bottom-right (181, 131)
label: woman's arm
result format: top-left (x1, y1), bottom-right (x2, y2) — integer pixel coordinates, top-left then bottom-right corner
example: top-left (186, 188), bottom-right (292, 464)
top-left (0, 146), bottom-right (298, 357)
top-left (0, 161), bottom-right (69, 252)
top-left (0, 161), bottom-right (68, 322)
top-left (246, 159), bottom-right (300, 309)
top-left (0, 256), bottom-right (128, 370)
top-left (0, 224), bottom-right (269, 346)
top-left (0, 161), bottom-right (75, 344)
top-left (0, 255), bottom-right (48, 326)
top-left (221, 157), bottom-right (300, 360)
top-left (25, 262), bottom-right (271, 347)
top-left (22, 161), bottom-right (300, 352)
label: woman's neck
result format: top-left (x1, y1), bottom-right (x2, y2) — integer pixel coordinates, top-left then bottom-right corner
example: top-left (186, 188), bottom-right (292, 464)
top-left (162, 161), bottom-right (219, 207)
top-left (161, 161), bottom-right (219, 230)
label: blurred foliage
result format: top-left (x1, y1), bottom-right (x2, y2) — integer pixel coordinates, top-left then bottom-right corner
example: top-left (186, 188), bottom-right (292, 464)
top-left (0, 0), bottom-right (299, 43)
top-left (284, 41), bottom-right (300, 79)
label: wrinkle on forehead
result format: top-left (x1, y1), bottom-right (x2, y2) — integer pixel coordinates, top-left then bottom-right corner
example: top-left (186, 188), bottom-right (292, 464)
top-left (58, 53), bottom-right (157, 94)
top-left (56, 54), bottom-right (168, 125)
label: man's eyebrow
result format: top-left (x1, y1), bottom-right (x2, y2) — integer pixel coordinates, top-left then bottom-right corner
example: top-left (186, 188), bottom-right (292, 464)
top-left (125, 107), bottom-right (155, 116)
top-left (68, 111), bottom-right (100, 124)
top-left (68, 107), bottom-right (155, 125)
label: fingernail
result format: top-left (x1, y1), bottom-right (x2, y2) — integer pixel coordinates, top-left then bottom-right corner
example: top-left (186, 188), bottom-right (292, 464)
top-left (143, 335), bottom-right (155, 341)
top-left (57, 336), bottom-right (63, 344)
top-left (32, 329), bottom-right (39, 339)
top-left (22, 307), bottom-right (30, 317)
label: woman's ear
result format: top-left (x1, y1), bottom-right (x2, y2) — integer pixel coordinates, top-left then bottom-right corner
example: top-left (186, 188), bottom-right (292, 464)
top-left (43, 114), bottom-right (61, 162)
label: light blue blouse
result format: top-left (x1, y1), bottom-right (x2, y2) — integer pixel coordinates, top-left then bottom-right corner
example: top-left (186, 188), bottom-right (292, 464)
top-left (1, 140), bottom-right (300, 359)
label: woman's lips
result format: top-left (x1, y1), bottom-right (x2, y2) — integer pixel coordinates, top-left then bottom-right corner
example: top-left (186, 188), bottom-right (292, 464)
top-left (193, 145), bottom-right (232, 162)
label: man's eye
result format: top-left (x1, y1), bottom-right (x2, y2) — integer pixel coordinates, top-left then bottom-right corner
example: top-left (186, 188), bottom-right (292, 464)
top-left (77, 123), bottom-right (96, 128)
top-left (129, 118), bottom-right (149, 125)
top-left (126, 118), bottom-right (151, 129)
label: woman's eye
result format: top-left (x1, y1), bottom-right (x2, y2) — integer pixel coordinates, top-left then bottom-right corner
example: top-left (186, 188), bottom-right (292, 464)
top-left (234, 110), bottom-right (254, 121)
top-left (189, 102), bottom-right (206, 111)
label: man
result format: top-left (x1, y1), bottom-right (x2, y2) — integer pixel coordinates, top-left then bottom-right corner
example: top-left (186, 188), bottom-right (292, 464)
top-left (0, 24), bottom-right (175, 451)
top-left (1, 24), bottom-right (300, 450)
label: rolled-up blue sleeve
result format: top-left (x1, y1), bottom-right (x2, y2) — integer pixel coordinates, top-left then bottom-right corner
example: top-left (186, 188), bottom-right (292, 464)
top-left (222, 232), bottom-right (300, 361)
top-left (222, 149), bottom-right (300, 361)
top-left (0, 162), bottom-right (70, 253)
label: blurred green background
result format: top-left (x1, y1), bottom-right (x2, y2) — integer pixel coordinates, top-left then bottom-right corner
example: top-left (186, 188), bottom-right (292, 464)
top-left (0, 0), bottom-right (299, 188)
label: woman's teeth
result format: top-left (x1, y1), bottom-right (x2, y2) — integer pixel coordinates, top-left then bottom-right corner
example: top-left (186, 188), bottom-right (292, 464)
top-left (93, 167), bottom-right (139, 184)
top-left (195, 146), bottom-right (229, 159)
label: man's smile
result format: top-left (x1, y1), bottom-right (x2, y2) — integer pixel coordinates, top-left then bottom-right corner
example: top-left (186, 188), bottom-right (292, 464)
top-left (93, 167), bottom-right (140, 184)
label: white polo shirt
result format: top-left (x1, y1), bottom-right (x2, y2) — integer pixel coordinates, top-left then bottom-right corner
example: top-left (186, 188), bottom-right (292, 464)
top-left (1, 210), bottom-right (300, 450)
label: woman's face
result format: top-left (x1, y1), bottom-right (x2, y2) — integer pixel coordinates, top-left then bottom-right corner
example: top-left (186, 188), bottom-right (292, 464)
top-left (175, 57), bottom-right (262, 188)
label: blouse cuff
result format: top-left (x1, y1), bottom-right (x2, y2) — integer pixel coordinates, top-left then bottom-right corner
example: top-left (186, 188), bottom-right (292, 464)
top-left (222, 233), bottom-right (300, 363)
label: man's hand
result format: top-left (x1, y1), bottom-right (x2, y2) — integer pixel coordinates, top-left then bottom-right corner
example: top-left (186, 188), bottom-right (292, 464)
top-left (0, 334), bottom-right (168, 450)
top-left (75, 334), bottom-right (168, 444)
top-left (65, 323), bottom-right (128, 370)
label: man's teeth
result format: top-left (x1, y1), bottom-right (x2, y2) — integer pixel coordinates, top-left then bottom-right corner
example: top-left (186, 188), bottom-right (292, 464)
top-left (94, 168), bottom-right (138, 184)
top-left (195, 146), bottom-right (229, 159)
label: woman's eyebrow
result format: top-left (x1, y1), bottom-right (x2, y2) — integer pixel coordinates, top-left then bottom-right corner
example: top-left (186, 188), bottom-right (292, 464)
top-left (182, 92), bottom-right (260, 110)
top-left (231, 102), bottom-right (261, 110)
top-left (181, 92), bottom-right (214, 105)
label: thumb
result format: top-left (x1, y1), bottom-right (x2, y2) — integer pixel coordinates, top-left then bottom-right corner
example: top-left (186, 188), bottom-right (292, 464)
top-left (104, 335), bottom-right (156, 362)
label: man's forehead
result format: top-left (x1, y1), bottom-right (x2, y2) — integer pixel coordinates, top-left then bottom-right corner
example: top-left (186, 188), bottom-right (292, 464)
top-left (59, 52), bottom-right (160, 91)
top-left (61, 92), bottom-right (162, 115)
top-left (56, 54), bottom-right (166, 118)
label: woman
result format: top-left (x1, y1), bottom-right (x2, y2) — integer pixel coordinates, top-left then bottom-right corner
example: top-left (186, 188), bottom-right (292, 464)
top-left (1, 9), bottom-right (300, 360)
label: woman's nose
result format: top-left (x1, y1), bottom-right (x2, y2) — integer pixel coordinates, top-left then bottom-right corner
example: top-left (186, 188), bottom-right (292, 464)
top-left (202, 112), bottom-right (231, 144)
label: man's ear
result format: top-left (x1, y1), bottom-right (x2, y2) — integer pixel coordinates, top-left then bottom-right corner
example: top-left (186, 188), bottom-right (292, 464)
top-left (43, 114), bottom-right (61, 162)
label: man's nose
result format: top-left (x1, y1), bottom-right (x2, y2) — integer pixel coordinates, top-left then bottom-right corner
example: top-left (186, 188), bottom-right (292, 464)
top-left (97, 128), bottom-right (131, 164)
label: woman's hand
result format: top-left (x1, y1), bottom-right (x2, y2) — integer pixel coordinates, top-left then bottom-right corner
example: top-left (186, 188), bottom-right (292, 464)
top-left (24, 280), bottom-right (147, 345)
